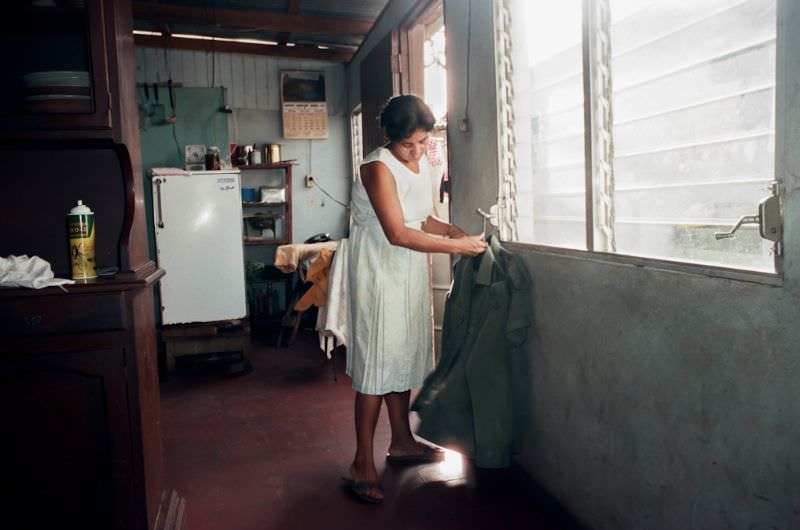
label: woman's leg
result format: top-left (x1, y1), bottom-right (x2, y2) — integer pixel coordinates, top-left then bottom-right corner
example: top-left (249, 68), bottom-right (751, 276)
top-left (384, 390), bottom-right (430, 456)
top-left (351, 392), bottom-right (384, 500)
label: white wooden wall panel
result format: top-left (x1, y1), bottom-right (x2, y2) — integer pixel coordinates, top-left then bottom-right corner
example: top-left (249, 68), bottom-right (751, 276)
top-left (243, 55), bottom-right (257, 109)
top-left (135, 48), bottom-right (346, 113)
top-left (228, 55), bottom-right (243, 107)
top-left (255, 58), bottom-right (268, 109)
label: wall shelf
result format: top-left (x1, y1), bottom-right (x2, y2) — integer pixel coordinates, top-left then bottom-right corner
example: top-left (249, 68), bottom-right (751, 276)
top-left (242, 201), bottom-right (288, 207)
top-left (237, 162), bottom-right (295, 171)
top-left (244, 238), bottom-right (290, 246)
top-left (239, 163), bottom-right (292, 244)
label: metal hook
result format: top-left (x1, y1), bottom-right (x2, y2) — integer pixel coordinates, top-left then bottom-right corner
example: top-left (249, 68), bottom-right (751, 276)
top-left (476, 208), bottom-right (493, 236)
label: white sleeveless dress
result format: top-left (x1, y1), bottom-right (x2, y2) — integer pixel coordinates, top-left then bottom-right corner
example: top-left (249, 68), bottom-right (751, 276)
top-left (346, 147), bottom-right (434, 395)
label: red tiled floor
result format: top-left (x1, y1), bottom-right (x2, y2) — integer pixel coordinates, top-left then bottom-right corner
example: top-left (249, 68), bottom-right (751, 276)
top-left (160, 331), bottom-right (576, 530)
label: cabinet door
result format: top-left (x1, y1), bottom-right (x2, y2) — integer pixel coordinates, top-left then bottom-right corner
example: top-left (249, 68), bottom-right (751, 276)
top-left (0, 347), bottom-right (130, 530)
top-left (0, 0), bottom-right (112, 135)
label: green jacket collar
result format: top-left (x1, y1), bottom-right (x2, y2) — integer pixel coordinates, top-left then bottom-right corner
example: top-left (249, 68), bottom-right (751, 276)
top-left (474, 236), bottom-right (503, 285)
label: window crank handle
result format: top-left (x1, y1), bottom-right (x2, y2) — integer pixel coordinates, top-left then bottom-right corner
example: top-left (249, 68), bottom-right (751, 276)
top-left (714, 215), bottom-right (760, 240)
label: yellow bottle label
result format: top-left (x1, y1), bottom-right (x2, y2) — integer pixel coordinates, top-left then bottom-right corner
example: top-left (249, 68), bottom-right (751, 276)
top-left (67, 214), bottom-right (97, 279)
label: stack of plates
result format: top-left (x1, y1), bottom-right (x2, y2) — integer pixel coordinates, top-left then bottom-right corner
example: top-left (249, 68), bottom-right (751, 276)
top-left (21, 70), bottom-right (91, 113)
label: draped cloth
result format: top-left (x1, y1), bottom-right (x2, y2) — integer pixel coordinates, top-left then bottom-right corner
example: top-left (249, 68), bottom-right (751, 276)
top-left (412, 237), bottom-right (532, 468)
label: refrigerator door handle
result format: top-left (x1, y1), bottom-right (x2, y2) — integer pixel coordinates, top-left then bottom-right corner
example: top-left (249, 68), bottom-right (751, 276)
top-left (155, 178), bottom-right (166, 228)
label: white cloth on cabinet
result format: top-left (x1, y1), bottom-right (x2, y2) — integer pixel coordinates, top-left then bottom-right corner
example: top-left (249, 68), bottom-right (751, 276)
top-left (0, 255), bottom-right (75, 289)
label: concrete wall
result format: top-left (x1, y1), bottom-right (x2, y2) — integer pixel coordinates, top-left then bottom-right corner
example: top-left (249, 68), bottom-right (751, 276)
top-left (443, 0), bottom-right (502, 236)
top-left (351, 0), bottom-right (800, 528)
top-left (518, 248), bottom-right (800, 529)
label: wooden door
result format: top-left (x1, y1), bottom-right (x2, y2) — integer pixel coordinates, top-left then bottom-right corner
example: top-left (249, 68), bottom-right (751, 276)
top-left (360, 31), bottom-right (402, 154)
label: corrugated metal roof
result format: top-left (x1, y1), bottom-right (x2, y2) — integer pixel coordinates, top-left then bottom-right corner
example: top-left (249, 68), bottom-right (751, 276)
top-left (133, 0), bottom-right (390, 61)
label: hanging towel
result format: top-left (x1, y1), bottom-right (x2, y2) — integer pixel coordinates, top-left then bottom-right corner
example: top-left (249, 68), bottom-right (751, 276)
top-left (412, 237), bottom-right (532, 468)
top-left (317, 238), bottom-right (348, 346)
top-left (274, 240), bottom-right (338, 274)
top-left (295, 248), bottom-right (334, 311)
top-left (0, 255), bottom-right (75, 289)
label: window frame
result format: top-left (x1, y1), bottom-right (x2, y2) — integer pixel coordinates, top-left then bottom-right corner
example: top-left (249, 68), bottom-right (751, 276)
top-left (495, 0), bottom-right (786, 285)
top-left (349, 104), bottom-right (363, 181)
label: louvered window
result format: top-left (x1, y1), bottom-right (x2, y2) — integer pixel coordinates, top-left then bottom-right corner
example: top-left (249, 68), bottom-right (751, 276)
top-left (499, 0), bottom-right (779, 273)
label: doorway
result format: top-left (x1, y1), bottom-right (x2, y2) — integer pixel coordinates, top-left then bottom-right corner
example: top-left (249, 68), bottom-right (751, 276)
top-left (402, 2), bottom-right (449, 359)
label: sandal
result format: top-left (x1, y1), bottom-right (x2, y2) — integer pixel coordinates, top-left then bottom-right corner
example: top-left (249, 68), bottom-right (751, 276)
top-left (386, 445), bottom-right (445, 464)
top-left (341, 478), bottom-right (384, 504)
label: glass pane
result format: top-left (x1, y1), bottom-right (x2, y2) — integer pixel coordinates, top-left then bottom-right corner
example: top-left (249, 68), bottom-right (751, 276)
top-left (350, 109), bottom-right (363, 180)
top-left (509, 0), bottom-right (586, 248)
top-left (609, 0), bottom-right (776, 271)
top-left (424, 20), bottom-right (447, 126)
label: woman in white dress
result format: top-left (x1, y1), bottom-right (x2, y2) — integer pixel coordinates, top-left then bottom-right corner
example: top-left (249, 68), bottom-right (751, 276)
top-left (345, 95), bottom-right (487, 503)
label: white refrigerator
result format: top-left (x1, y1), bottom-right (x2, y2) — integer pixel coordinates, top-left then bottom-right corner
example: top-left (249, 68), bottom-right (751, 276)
top-left (151, 169), bottom-right (247, 325)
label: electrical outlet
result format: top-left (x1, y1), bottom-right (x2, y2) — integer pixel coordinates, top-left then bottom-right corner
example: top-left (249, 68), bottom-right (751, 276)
top-left (305, 175), bottom-right (315, 188)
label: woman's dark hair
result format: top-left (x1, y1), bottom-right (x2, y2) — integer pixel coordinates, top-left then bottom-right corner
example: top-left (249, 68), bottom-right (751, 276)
top-left (379, 95), bottom-right (436, 142)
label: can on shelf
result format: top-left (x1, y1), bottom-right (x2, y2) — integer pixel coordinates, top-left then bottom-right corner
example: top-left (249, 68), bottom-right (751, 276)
top-left (266, 143), bottom-right (281, 164)
top-left (67, 200), bottom-right (97, 280)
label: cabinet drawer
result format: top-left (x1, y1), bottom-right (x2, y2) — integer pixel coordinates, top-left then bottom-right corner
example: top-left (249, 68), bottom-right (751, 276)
top-left (0, 294), bottom-right (126, 337)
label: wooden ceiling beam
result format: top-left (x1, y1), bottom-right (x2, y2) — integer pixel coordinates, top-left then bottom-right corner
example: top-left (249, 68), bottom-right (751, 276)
top-left (277, 0), bottom-right (302, 45)
top-left (134, 34), bottom-right (353, 63)
top-left (132, 2), bottom-right (372, 37)
top-left (155, 19), bottom-right (172, 37)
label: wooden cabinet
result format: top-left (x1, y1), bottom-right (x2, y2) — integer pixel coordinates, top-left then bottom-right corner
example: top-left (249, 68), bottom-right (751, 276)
top-left (1, 346), bottom-right (126, 529)
top-left (0, 1), bottom-right (179, 529)
top-left (0, 0), bottom-right (121, 138)
top-left (0, 278), bottom-right (166, 530)
top-left (241, 162), bottom-right (294, 245)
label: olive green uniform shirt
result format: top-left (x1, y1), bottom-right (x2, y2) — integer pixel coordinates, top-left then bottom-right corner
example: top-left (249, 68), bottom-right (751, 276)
top-left (412, 237), bottom-right (532, 468)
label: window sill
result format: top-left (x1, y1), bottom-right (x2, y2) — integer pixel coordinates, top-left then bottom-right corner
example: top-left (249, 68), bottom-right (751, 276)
top-left (502, 241), bottom-right (783, 287)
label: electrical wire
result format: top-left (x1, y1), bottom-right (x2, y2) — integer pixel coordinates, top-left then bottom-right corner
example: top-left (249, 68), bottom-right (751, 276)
top-left (315, 181), bottom-right (349, 209)
top-left (171, 122), bottom-right (182, 161)
top-left (307, 139), bottom-right (348, 208)
top-left (464, 0), bottom-right (472, 121)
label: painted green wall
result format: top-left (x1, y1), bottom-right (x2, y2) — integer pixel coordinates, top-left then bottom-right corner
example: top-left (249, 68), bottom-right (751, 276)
top-left (139, 86), bottom-right (229, 260)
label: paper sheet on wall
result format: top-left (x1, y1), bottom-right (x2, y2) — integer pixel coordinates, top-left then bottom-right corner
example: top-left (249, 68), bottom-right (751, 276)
top-left (282, 102), bottom-right (329, 139)
top-left (281, 70), bottom-right (329, 139)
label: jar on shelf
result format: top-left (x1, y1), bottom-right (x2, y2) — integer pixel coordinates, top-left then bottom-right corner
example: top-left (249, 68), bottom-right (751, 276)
top-left (249, 144), bottom-right (262, 165)
top-left (205, 146), bottom-right (221, 170)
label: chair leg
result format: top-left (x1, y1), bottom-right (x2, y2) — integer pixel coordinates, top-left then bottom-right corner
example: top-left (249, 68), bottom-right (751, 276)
top-left (278, 288), bottom-right (301, 348)
top-left (288, 309), bottom-right (304, 345)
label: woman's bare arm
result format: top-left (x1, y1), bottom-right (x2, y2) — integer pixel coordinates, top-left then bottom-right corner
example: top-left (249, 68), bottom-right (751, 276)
top-left (360, 161), bottom-right (486, 256)
top-left (421, 215), bottom-right (468, 238)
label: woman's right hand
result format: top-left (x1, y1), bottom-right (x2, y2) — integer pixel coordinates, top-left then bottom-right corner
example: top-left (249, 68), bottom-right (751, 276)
top-left (455, 234), bottom-right (489, 256)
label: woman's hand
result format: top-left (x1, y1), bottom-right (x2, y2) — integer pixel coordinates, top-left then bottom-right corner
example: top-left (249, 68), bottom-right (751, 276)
top-left (455, 234), bottom-right (488, 256)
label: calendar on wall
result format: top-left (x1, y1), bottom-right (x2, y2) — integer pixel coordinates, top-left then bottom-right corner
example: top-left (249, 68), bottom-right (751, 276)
top-left (281, 70), bottom-right (329, 139)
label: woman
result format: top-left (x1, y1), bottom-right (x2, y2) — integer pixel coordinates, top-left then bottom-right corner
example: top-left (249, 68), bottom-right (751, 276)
top-left (345, 95), bottom-right (487, 503)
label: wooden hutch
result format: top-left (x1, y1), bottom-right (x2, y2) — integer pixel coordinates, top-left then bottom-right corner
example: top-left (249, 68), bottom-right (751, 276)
top-left (0, 1), bottom-right (181, 529)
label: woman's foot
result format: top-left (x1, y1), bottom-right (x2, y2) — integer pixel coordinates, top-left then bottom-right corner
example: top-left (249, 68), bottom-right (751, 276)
top-left (386, 439), bottom-right (445, 463)
top-left (345, 463), bottom-right (384, 503)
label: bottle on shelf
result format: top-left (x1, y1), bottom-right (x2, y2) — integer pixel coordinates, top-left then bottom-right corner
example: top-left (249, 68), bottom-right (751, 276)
top-left (205, 146), bottom-right (221, 170)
